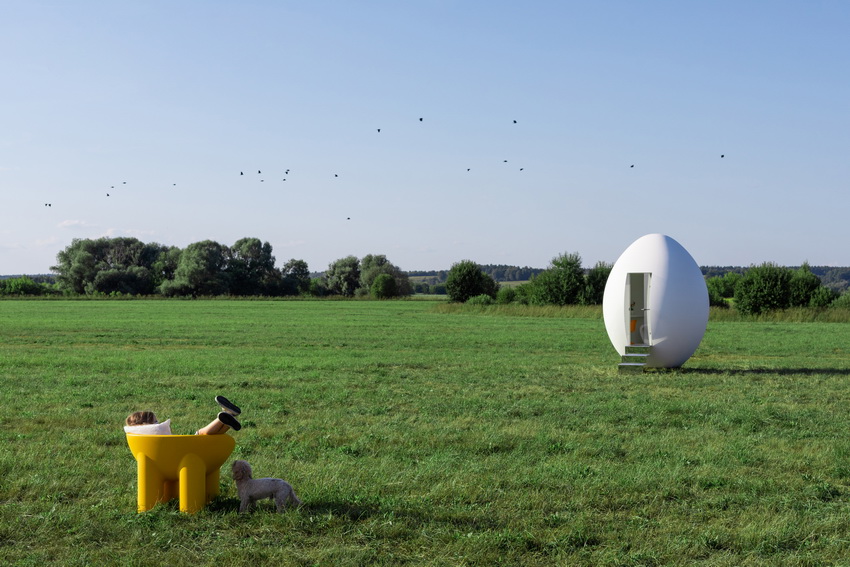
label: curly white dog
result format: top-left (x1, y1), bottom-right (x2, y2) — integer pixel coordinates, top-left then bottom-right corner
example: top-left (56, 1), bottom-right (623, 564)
top-left (231, 459), bottom-right (302, 513)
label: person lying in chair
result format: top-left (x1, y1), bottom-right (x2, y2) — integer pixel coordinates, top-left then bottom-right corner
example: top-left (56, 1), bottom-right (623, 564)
top-left (124, 395), bottom-right (242, 435)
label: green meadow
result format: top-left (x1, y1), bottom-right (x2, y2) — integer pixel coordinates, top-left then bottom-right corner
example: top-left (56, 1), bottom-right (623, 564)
top-left (2, 299), bottom-right (850, 566)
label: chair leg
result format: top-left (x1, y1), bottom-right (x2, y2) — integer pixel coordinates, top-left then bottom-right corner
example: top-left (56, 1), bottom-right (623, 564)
top-left (137, 454), bottom-right (164, 512)
top-left (205, 468), bottom-right (221, 504)
top-left (178, 453), bottom-right (207, 513)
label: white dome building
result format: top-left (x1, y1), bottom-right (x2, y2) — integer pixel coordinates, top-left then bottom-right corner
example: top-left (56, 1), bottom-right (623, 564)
top-left (603, 234), bottom-right (709, 370)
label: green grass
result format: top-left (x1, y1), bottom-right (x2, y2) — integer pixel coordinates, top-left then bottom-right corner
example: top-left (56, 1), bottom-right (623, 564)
top-left (2, 300), bottom-right (850, 565)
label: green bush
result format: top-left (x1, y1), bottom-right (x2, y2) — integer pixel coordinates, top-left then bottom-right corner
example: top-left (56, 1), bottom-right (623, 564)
top-left (706, 272), bottom-right (741, 308)
top-left (526, 252), bottom-right (585, 306)
top-left (371, 273), bottom-right (398, 299)
top-left (466, 294), bottom-right (494, 306)
top-left (790, 263), bottom-right (823, 307)
top-left (579, 261), bottom-right (612, 305)
top-left (734, 263), bottom-right (792, 315)
top-left (832, 292), bottom-right (850, 309)
top-left (0, 276), bottom-right (45, 296)
top-left (445, 260), bottom-right (498, 303)
top-left (496, 286), bottom-right (517, 304)
top-left (809, 286), bottom-right (838, 308)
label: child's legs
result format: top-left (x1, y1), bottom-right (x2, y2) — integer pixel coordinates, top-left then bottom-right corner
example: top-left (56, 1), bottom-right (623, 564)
top-left (196, 417), bottom-right (230, 435)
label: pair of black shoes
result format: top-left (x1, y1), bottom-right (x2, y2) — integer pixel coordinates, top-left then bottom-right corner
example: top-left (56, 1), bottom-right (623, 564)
top-left (216, 395), bottom-right (242, 431)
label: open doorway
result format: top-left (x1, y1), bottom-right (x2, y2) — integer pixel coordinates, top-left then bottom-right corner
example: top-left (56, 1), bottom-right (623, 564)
top-left (626, 272), bottom-right (651, 345)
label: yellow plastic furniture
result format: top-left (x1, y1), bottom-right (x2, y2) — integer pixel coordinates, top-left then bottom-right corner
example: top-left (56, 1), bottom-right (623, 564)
top-left (126, 434), bottom-right (236, 513)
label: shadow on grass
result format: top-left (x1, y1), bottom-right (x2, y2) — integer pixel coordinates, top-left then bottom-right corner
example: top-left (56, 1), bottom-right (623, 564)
top-left (207, 496), bottom-right (382, 520)
top-left (679, 367), bottom-right (850, 376)
top-left (210, 496), bottom-right (504, 532)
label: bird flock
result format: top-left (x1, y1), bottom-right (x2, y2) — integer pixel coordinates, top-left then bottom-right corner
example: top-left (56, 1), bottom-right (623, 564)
top-left (41, 116), bottom-right (727, 216)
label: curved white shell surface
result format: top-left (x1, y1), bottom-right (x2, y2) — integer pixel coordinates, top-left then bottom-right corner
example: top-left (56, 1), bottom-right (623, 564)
top-left (603, 234), bottom-right (709, 368)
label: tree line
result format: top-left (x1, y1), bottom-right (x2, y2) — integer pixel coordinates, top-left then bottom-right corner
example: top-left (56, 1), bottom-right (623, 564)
top-left (2, 237), bottom-right (849, 314)
top-left (442, 254), bottom-right (612, 306)
top-left (0, 237), bottom-right (418, 299)
top-left (705, 262), bottom-right (849, 314)
top-left (408, 265), bottom-right (545, 286)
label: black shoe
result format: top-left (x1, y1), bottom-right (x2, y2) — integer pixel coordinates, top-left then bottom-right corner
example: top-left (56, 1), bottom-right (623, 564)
top-left (216, 395), bottom-right (241, 416)
top-left (218, 411), bottom-right (242, 431)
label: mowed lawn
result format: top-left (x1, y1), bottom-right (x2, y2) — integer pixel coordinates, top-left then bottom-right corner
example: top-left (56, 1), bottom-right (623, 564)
top-left (2, 299), bottom-right (850, 566)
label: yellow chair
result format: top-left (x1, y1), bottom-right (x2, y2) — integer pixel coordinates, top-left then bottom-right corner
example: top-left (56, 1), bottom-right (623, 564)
top-left (126, 434), bottom-right (236, 513)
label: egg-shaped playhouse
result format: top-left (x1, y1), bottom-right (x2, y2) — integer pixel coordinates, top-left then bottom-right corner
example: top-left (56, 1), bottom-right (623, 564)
top-left (603, 234), bottom-right (709, 370)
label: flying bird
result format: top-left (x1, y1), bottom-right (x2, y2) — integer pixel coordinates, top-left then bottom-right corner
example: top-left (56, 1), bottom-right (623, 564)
top-left (513, 120), bottom-right (517, 123)
top-left (721, 154), bottom-right (725, 158)
top-left (377, 128), bottom-right (381, 132)
top-left (630, 165), bottom-right (634, 168)
top-left (419, 117), bottom-right (423, 122)
top-left (258, 170), bottom-right (261, 174)
top-left (241, 171), bottom-right (244, 175)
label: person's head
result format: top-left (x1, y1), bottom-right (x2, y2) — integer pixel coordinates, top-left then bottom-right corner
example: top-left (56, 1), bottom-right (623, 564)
top-left (125, 411), bottom-right (158, 426)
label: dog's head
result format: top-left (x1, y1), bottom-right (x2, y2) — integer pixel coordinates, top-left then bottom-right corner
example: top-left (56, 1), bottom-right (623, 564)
top-left (231, 459), bottom-right (253, 481)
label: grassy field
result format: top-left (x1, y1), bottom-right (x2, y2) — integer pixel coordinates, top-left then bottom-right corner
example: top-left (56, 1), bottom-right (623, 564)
top-left (2, 299), bottom-right (850, 566)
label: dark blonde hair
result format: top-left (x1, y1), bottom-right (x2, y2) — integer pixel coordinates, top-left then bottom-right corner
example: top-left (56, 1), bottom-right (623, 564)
top-left (125, 411), bottom-right (158, 426)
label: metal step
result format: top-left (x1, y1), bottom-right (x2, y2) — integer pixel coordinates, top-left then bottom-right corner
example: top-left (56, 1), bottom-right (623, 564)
top-left (619, 345), bottom-right (651, 374)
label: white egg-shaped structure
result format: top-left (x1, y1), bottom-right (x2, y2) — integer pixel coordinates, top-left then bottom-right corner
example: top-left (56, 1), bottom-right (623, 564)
top-left (603, 234), bottom-right (709, 368)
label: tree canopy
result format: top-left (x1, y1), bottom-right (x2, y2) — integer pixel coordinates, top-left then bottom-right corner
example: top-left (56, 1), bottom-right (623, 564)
top-left (53, 236), bottom-right (309, 297)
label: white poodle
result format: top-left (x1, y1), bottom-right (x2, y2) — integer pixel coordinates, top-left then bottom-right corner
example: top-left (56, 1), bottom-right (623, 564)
top-left (231, 459), bottom-right (301, 513)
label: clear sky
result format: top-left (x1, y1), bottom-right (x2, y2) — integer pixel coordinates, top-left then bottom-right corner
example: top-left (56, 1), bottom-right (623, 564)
top-left (2, 1), bottom-right (848, 275)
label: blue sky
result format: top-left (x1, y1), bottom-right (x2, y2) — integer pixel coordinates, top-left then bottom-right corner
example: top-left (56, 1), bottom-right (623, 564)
top-left (2, 1), bottom-right (848, 275)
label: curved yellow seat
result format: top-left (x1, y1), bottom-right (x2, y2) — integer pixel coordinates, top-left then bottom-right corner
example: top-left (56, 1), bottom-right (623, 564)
top-left (126, 434), bottom-right (235, 513)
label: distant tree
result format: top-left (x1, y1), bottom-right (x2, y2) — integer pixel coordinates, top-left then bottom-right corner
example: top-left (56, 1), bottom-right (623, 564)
top-left (412, 282), bottom-right (430, 294)
top-left (706, 271), bottom-right (742, 308)
top-left (281, 259), bottom-right (311, 295)
top-left (833, 292), bottom-right (850, 309)
top-left (445, 260), bottom-right (498, 303)
top-left (527, 252), bottom-right (585, 305)
top-left (466, 293), bottom-right (494, 306)
top-left (308, 277), bottom-right (329, 297)
top-left (579, 261), bottom-right (612, 305)
top-left (53, 237), bottom-right (163, 295)
top-left (160, 240), bottom-right (230, 296)
top-left (92, 266), bottom-right (154, 295)
top-left (789, 263), bottom-right (823, 307)
top-left (809, 285), bottom-right (838, 308)
top-left (360, 254), bottom-right (412, 297)
top-left (371, 273), bottom-right (398, 299)
top-left (706, 277), bottom-right (729, 307)
top-left (0, 276), bottom-right (45, 296)
top-left (734, 262), bottom-right (792, 315)
top-left (325, 256), bottom-right (361, 296)
top-left (227, 237), bottom-right (278, 295)
top-left (150, 245), bottom-right (181, 289)
top-left (496, 286), bottom-right (517, 304)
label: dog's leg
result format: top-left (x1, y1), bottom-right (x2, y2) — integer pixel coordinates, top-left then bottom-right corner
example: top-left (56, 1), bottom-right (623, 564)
top-left (290, 490), bottom-right (302, 508)
top-left (239, 497), bottom-right (250, 514)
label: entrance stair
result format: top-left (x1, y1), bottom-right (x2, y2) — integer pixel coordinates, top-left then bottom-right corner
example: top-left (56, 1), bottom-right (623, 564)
top-left (619, 345), bottom-right (650, 374)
